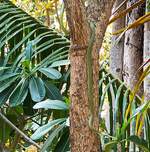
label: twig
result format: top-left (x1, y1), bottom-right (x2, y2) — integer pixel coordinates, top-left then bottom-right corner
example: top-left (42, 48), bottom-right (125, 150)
top-left (0, 111), bottom-right (41, 149)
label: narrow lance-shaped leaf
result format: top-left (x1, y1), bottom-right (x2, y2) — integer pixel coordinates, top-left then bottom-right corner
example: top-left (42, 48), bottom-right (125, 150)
top-left (41, 122), bottom-right (66, 152)
top-left (25, 41), bottom-right (34, 60)
top-left (31, 118), bottom-right (66, 140)
top-left (0, 76), bottom-right (20, 93)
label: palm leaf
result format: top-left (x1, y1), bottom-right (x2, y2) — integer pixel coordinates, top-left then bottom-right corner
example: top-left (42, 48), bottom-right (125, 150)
top-left (0, 0), bottom-right (70, 67)
top-left (0, 0), bottom-right (70, 106)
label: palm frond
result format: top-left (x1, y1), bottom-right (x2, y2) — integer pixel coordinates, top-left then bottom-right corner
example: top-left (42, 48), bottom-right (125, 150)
top-left (0, 0), bottom-right (70, 106)
top-left (0, 0), bottom-right (70, 66)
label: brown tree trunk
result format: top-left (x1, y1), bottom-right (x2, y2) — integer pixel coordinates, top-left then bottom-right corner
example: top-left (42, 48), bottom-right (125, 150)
top-left (144, 0), bottom-right (150, 101)
top-left (64, 0), bottom-right (114, 151)
top-left (123, 0), bottom-right (144, 95)
top-left (110, 0), bottom-right (126, 81)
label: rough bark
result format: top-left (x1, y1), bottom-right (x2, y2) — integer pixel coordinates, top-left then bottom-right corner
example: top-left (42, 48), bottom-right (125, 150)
top-left (124, 0), bottom-right (144, 95)
top-left (64, 0), bottom-right (114, 151)
top-left (110, 0), bottom-right (126, 80)
top-left (144, 0), bottom-right (150, 101)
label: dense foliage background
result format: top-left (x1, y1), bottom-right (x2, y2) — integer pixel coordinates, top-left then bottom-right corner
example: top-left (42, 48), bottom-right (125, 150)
top-left (0, 0), bottom-right (149, 152)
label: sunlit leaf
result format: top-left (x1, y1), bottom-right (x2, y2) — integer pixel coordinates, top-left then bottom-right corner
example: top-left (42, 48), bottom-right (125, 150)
top-left (33, 99), bottom-right (68, 110)
top-left (39, 67), bottom-right (62, 79)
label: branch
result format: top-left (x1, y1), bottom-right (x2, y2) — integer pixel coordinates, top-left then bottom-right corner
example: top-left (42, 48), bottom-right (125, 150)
top-left (0, 110), bottom-right (41, 149)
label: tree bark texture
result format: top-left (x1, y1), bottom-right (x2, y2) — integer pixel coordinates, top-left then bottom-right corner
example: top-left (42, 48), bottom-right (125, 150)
top-left (144, 0), bottom-right (150, 101)
top-left (110, 0), bottom-right (126, 81)
top-left (64, 0), bottom-right (114, 151)
top-left (124, 0), bottom-right (145, 95)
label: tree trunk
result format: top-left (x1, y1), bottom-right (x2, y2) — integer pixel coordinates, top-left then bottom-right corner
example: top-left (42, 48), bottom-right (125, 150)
top-left (144, 0), bottom-right (150, 101)
top-left (110, 2), bottom-right (126, 151)
top-left (110, 0), bottom-right (126, 80)
top-left (123, 0), bottom-right (144, 95)
top-left (124, 1), bottom-right (145, 151)
top-left (64, 0), bottom-right (114, 151)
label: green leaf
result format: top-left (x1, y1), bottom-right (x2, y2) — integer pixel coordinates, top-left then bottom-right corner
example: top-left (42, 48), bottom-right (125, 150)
top-left (25, 41), bottom-right (34, 60)
top-left (22, 60), bottom-right (30, 69)
top-left (54, 127), bottom-right (70, 152)
top-left (0, 73), bottom-right (19, 82)
top-left (113, 83), bottom-right (124, 135)
top-left (29, 77), bottom-right (46, 102)
top-left (0, 86), bottom-right (14, 106)
top-left (50, 59), bottom-right (70, 67)
top-left (0, 76), bottom-right (20, 93)
top-left (0, 67), bottom-right (10, 71)
top-left (44, 81), bottom-right (63, 100)
top-left (100, 79), bottom-right (116, 109)
top-left (39, 67), bottom-right (62, 80)
top-left (33, 99), bottom-right (68, 110)
top-left (31, 118), bottom-right (66, 140)
top-left (0, 0), bottom-right (69, 68)
top-left (41, 122), bottom-right (66, 152)
top-left (9, 79), bottom-right (29, 106)
top-left (122, 89), bottom-right (130, 119)
top-left (131, 101), bottom-right (149, 119)
top-left (128, 135), bottom-right (149, 152)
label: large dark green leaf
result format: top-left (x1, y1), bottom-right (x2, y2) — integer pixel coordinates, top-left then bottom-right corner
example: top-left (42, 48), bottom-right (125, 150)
top-left (29, 77), bottom-right (46, 102)
top-left (44, 81), bottom-right (63, 100)
top-left (9, 79), bottom-right (29, 106)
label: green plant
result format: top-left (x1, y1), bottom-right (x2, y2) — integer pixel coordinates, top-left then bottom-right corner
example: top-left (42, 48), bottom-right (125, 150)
top-left (0, 0), bottom-right (70, 150)
top-left (99, 66), bottom-right (150, 152)
top-left (0, 1), bottom-right (149, 152)
top-left (0, 0), bottom-right (70, 107)
top-left (31, 99), bottom-right (69, 151)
